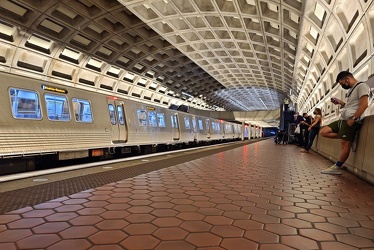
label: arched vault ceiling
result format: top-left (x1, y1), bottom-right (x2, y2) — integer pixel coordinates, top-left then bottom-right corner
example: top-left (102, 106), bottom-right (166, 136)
top-left (0, 0), bottom-right (304, 112)
top-left (119, 0), bottom-right (304, 110)
top-left (216, 87), bottom-right (284, 111)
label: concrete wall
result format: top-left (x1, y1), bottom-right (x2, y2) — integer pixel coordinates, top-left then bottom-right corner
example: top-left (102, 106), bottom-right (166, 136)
top-left (313, 116), bottom-right (374, 185)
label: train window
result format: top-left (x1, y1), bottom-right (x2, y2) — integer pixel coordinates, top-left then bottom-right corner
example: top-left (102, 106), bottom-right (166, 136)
top-left (217, 123), bottom-right (221, 131)
top-left (137, 109), bottom-right (147, 126)
top-left (211, 122), bottom-right (216, 131)
top-left (198, 119), bottom-right (203, 130)
top-left (72, 98), bottom-right (93, 123)
top-left (157, 113), bottom-right (165, 127)
top-left (9, 88), bottom-right (42, 119)
top-left (117, 105), bottom-right (125, 125)
top-left (170, 115), bottom-right (174, 128)
top-left (45, 94), bottom-right (70, 121)
top-left (148, 111), bottom-right (157, 127)
top-left (225, 124), bottom-right (233, 133)
top-left (174, 115), bottom-right (179, 128)
top-left (108, 104), bottom-right (116, 125)
top-left (171, 114), bottom-right (178, 128)
top-left (212, 122), bottom-right (219, 131)
top-left (184, 117), bottom-right (190, 129)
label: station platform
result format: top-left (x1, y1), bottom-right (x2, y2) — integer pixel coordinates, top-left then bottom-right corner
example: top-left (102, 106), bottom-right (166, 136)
top-left (0, 139), bottom-right (374, 250)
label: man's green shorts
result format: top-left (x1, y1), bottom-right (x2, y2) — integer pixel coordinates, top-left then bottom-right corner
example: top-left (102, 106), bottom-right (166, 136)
top-left (327, 120), bottom-right (361, 141)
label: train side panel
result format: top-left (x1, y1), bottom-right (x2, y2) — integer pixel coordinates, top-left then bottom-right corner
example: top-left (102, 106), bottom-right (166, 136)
top-left (194, 116), bottom-right (206, 143)
top-left (209, 119), bottom-right (224, 141)
top-left (0, 73), bottom-right (113, 158)
top-left (223, 122), bottom-right (234, 140)
top-left (177, 112), bottom-right (195, 144)
top-left (234, 124), bottom-right (242, 139)
top-left (123, 102), bottom-right (175, 146)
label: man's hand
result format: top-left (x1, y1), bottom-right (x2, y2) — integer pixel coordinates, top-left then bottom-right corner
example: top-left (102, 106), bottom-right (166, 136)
top-left (331, 97), bottom-right (341, 105)
top-left (347, 119), bottom-right (355, 127)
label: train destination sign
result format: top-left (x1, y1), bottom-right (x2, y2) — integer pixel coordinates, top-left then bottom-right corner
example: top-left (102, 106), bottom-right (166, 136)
top-left (41, 84), bottom-right (68, 94)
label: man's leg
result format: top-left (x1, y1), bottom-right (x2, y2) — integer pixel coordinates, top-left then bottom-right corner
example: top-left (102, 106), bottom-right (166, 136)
top-left (297, 133), bottom-right (303, 145)
top-left (320, 123), bottom-right (343, 174)
top-left (339, 139), bottom-right (352, 163)
top-left (303, 130), bottom-right (309, 147)
top-left (320, 126), bottom-right (339, 139)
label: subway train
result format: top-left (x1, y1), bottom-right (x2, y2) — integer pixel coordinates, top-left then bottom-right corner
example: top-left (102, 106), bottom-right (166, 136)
top-left (0, 72), bottom-right (243, 175)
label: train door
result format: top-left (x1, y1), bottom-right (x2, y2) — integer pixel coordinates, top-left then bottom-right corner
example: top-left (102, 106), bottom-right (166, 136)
top-left (192, 116), bottom-right (197, 140)
top-left (171, 113), bottom-right (180, 140)
top-left (206, 119), bottom-right (211, 139)
top-left (107, 99), bottom-right (127, 143)
top-left (244, 124), bottom-right (249, 139)
top-left (221, 122), bottom-right (225, 138)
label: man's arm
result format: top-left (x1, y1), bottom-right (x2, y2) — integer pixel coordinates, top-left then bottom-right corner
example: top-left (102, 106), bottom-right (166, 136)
top-left (350, 95), bottom-right (369, 120)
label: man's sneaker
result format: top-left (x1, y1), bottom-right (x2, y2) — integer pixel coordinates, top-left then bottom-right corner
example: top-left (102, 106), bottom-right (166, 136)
top-left (321, 165), bottom-right (342, 175)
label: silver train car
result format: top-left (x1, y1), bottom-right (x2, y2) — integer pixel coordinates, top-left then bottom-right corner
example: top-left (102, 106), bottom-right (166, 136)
top-left (0, 72), bottom-right (243, 175)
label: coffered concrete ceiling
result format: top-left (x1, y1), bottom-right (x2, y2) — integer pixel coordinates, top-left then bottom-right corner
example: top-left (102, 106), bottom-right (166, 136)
top-left (120, 0), bottom-right (303, 111)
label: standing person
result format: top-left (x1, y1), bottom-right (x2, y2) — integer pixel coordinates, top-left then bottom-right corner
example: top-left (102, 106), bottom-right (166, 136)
top-left (300, 108), bottom-right (322, 153)
top-left (294, 112), bottom-right (304, 146)
top-left (294, 112), bottom-right (303, 124)
top-left (300, 113), bottom-right (312, 147)
top-left (320, 71), bottom-right (370, 175)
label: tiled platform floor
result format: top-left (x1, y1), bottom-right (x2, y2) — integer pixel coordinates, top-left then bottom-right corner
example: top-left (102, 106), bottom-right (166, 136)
top-left (0, 139), bottom-right (374, 250)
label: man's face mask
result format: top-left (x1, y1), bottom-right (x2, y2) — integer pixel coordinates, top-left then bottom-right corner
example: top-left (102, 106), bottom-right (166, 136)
top-left (340, 78), bottom-right (350, 90)
top-left (341, 84), bottom-right (350, 90)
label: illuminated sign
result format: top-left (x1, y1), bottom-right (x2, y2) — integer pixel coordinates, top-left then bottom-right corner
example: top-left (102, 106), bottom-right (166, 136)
top-left (147, 106), bottom-right (155, 111)
top-left (41, 84), bottom-right (68, 94)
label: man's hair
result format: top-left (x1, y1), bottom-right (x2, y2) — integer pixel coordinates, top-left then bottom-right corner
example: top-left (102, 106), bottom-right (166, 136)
top-left (336, 71), bottom-right (353, 83)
